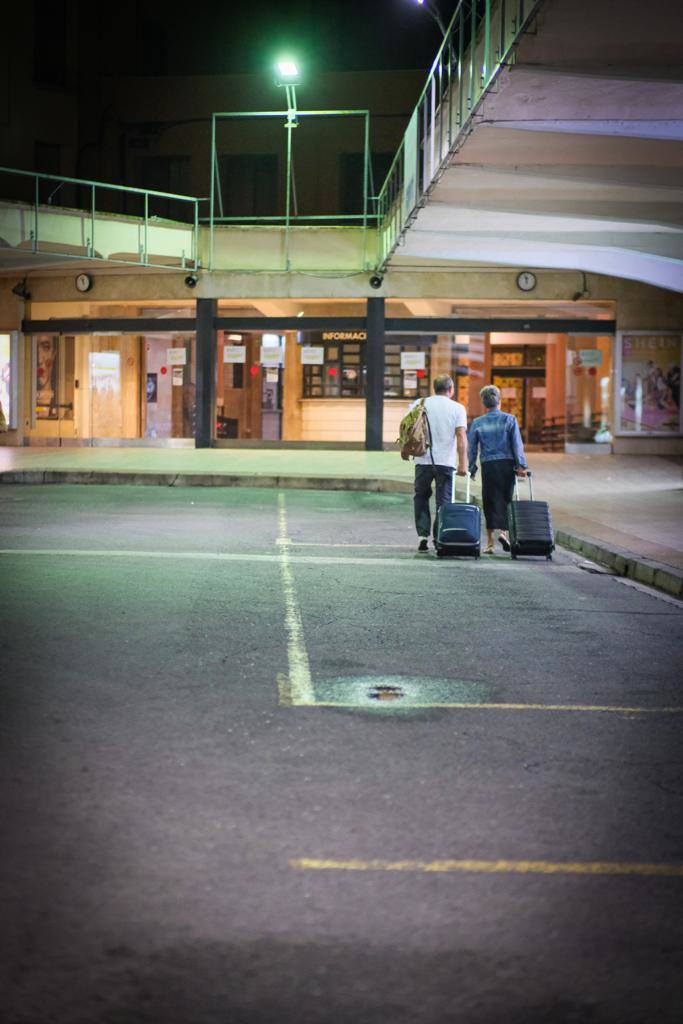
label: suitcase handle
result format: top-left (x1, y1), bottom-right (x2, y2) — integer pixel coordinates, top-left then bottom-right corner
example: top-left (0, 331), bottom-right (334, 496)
top-left (451, 471), bottom-right (470, 504)
top-left (513, 469), bottom-right (534, 501)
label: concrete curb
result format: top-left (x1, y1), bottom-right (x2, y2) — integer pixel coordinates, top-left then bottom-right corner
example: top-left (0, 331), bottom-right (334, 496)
top-left (0, 469), bottom-right (415, 495)
top-left (555, 527), bottom-right (683, 599)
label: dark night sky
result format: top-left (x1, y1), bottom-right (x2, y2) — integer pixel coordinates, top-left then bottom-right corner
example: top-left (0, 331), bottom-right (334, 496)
top-left (144, 0), bottom-right (447, 76)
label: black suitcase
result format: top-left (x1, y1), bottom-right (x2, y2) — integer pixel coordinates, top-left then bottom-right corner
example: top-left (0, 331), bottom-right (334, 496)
top-left (507, 471), bottom-right (554, 560)
top-left (435, 473), bottom-right (481, 558)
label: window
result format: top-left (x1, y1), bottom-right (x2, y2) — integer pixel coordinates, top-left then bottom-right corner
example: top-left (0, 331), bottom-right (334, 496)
top-left (137, 155), bottom-right (192, 219)
top-left (34, 141), bottom-right (61, 176)
top-left (34, 0), bottom-right (67, 87)
top-left (302, 343), bottom-right (431, 399)
top-left (339, 152), bottom-right (394, 215)
top-left (219, 154), bottom-right (279, 218)
top-left (138, 20), bottom-right (168, 76)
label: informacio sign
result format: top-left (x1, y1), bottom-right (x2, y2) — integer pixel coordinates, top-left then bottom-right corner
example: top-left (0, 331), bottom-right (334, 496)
top-left (299, 331), bottom-right (437, 346)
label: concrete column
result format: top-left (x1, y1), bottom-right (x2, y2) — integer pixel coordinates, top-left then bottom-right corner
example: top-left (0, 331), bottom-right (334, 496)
top-left (195, 298), bottom-right (217, 448)
top-left (365, 297), bottom-right (385, 450)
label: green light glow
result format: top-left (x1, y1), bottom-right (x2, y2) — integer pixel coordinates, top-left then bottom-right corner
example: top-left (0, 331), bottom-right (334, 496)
top-left (276, 60), bottom-right (299, 79)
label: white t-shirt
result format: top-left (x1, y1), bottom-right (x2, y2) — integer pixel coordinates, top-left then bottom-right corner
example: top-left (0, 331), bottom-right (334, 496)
top-left (410, 394), bottom-right (467, 467)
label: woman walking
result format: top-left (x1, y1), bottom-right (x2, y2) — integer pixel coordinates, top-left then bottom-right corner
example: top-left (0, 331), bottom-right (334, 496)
top-left (468, 385), bottom-right (528, 554)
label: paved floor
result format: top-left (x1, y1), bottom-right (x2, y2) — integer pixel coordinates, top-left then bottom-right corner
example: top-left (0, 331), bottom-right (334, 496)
top-left (1, 446), bottom-right (682, 568)
top-left (1, 486), bottom-right (682, 1023)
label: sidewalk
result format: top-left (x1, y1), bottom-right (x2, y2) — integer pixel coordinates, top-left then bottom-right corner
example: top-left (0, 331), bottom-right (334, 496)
top-left (1, 447), bottom-right (682, 594)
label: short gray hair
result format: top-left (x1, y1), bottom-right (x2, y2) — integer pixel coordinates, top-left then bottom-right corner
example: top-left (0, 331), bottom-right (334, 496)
top-left (480, 384), bottom-right (501, 408)
top-left (433, 374), bottom-right (454, 395)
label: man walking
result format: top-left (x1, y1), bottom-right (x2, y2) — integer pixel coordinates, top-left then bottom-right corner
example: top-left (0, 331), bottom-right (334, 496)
top-left (412, 374), bottom-right (468, 552)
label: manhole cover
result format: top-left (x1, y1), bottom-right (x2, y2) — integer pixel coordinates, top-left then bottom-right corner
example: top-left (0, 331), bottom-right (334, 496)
top-left (302, 676), bottom-right (492, 710)
top-left (368, 684), bottom-right (405, 702)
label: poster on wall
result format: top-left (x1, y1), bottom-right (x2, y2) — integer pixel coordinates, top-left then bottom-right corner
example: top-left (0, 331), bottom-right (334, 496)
top-left (0, 334), bottom-right (11, 427)
top-left (618, 332), bottom-right (681, 435)
top-left (172, 367), bottom-right (184, 387)
top-left (146, 373), bottom-right (158, 403)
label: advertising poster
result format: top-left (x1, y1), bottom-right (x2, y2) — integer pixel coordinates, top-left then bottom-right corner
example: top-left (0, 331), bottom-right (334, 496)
top-left (619, 333), bottom-right (681, 434)
top-left (0, 334), bottom-right (11, 426)
top-left (35, 335), bottom-right (58, 418)
top-left (146, 373), bottom-right (158, 403)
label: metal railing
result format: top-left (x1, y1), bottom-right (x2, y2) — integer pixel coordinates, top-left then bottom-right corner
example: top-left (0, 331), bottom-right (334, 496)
top-left (207, 110), bottom-right (378, 271)
top-left (375, 0), bottom-right (542, 269)
top-left (0, 166), bottom-right (201, 270)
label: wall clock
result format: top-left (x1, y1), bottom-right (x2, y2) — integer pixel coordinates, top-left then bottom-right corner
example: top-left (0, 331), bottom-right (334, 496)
top-left (75, 273), bottom-right (93, 293)
top-left (516, 271), bottom-right (537, 292)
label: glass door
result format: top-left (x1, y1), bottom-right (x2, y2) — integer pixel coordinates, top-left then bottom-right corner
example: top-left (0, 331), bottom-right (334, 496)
top-left (566, 335), bottom-right (613, 445)
top-left (89, 351), bottom-right (123, 438)
top-left (142, 334), bottom-right (196, 440)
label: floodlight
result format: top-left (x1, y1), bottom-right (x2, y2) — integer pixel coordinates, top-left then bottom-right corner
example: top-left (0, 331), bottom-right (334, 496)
top-left (275, 60), bottom-right (301, 86)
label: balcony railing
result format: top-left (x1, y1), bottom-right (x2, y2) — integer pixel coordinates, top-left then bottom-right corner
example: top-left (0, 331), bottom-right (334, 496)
top-left (0, 167), bottom-right (200, 270)
top-left (375, 0), bottom-right (542, 269)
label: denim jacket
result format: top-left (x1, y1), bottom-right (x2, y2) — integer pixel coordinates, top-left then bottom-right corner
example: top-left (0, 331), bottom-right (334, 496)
top-left (468, 410), bottom-right (528, 477)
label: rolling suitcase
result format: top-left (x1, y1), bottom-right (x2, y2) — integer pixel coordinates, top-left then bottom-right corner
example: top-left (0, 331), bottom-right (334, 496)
top-left (507, 471), bottom-right (554, 560)
top-left (435, 473), bottom-right (481, 558)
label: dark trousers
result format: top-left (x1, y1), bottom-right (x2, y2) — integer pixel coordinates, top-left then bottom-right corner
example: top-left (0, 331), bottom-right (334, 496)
top-left (481, 458), bottom-right (516, 529)
top-left (414, 463), bottom-right (454, 539)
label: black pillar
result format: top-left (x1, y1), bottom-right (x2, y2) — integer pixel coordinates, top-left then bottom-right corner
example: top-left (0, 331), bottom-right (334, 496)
top-left (365, 296), bottom-right (385, 451)
top-left (195, 298), bottom-right (217, 448)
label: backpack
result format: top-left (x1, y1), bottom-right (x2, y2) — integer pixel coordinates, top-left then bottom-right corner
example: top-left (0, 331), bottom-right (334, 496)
top-left (397, 398), bottom-right (432, 461)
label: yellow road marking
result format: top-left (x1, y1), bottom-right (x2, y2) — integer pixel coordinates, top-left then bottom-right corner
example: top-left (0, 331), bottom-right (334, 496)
top-left (290, 858), bottom-right (683, 877)
top-left (301, 700), bottom-right (683, 714)
top-left (277, 494), bottom-right (314, 705)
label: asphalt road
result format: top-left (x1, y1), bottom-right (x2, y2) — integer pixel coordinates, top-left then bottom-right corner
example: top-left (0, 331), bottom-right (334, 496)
top-left (1, 485), bottom-right (682, 1024)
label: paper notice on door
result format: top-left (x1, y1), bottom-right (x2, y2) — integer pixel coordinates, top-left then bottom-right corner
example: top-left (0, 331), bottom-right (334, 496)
top-left (532, 386), bottom-right (547, 399)
top-left (501, 387), bottom-right (517, 398)
top-left (300, 347), bottom-right (324, 365)
top-left (260, 346), bottom-right (284, 367)
top-left (400, 351), bottom-right (426, 370)
top-left (172, 366), bottom-right (184, 386)
top-left (403, 370), bottom-right (418, 389)
top-left (266, 368), bottom-right (279, 383)
top-left (223, 345), bottom-right (246, 364)
top-left (167, 348), bottom-right (187, 365)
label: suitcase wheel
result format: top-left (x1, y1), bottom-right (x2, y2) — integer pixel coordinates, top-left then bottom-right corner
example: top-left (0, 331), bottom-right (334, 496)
top-left (546, 554), bottom-right (553, 561)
